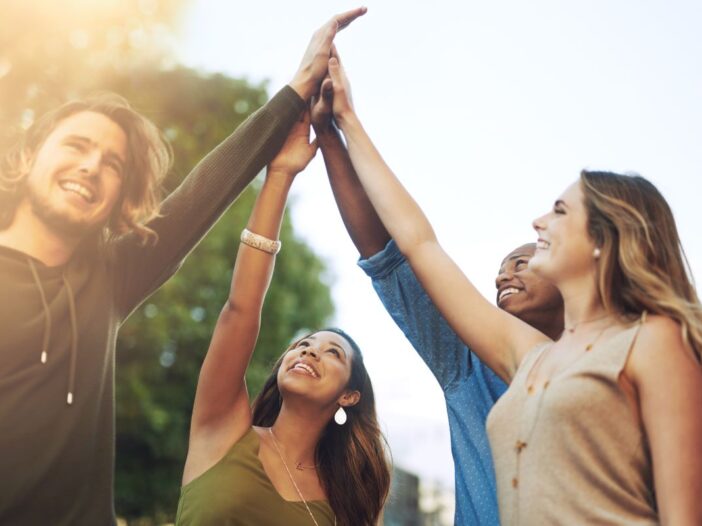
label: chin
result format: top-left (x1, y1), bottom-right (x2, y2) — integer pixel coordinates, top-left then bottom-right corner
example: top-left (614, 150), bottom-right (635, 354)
top-left (503, 301), bottom-right (531, 320)
top-left (30, 196), bottom-right (107, 238)
top-left (528, 255), bottom-right (552, 280)
top-left (278, 376), bottom-right (316, 396)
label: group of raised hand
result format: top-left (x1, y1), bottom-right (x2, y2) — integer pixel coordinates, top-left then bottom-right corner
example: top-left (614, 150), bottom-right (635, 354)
top-left (267, 7), bottom-right (362, 182)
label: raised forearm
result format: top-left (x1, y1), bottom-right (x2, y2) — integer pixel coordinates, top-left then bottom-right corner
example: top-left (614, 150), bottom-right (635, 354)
top-left (317, 127), bottom-right (390, 258)
top-left (228, 173), bottom-right (292, 313)
top-left (113, 87), bottom-right (304, 319)
top-left (191, 173), bottom-right (292, 428)
top-left (338, 113), bottom-right (438, 257)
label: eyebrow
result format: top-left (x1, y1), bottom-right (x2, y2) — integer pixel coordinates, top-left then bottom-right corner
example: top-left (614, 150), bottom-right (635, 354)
top-left (63, 135), bottom-right (126, 170)
top-left (327, 340), bottom-right (347, 357)
top-left (554, 199), bottom-right (568, 208)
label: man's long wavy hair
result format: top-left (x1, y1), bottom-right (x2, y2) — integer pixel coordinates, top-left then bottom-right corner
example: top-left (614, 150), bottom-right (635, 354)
top-left (0, 94), bottom-right (171, 245)
top-left (581, 170), bottom-right (702, 361)
top-left (251, 328), bottom-right (391, 526)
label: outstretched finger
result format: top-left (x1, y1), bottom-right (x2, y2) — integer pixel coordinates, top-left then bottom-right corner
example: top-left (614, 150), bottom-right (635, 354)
top-left (335, 6), bottom-right (367, 31)
top-left (320, 6), bottom-right (367, 49)
top-left (329, 54), bottom-right (349, 87)
top-left (328, 57), bottom-right (343, 90)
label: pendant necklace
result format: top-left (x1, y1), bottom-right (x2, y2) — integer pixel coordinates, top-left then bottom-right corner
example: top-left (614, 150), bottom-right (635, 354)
top-left (268, 427), bottom-right (336, 526)
top-left (565, 312), bottom-right (612, 334)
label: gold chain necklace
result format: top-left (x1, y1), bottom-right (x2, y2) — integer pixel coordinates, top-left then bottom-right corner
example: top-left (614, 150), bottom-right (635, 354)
top-left (565, 312), bottom-right (612, 333)
top-left (267, 427), bottom-right (336, 526)
top-left (527, 318), bottom-right (613, 395)
top-left (296, 461), bottom-right (319, 471)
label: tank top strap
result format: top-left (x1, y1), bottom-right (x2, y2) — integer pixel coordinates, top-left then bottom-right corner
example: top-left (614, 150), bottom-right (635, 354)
top-left (589, 311), bottom-right (648, 378)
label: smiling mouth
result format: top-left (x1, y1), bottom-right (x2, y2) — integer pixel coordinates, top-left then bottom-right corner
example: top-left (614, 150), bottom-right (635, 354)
top-left (536, 239), bottom-right (550, 250)
top-left (498, 287), bottom-right (522, 303)
top-left (289, 362), bottom-right (319, 379)
top-left (60, 180), bottom-right (96, 204)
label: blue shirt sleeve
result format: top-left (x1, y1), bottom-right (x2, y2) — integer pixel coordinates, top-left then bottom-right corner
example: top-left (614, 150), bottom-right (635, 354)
top-left (358, 239), bottom-right (473, 393)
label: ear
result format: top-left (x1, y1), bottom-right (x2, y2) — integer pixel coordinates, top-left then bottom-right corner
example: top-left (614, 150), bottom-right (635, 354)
top-left (338, 389), bottom-right (360, 408)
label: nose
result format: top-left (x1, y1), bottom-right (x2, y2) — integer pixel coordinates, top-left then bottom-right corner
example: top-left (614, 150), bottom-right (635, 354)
top-left (300, 348), bottom-right (318, 360)
top-left (77, 150), bottom-right (102, 177)
top-left (495, 268), bottom-right (513, 289)
top-left (532, 213), bottom-right (547, 234)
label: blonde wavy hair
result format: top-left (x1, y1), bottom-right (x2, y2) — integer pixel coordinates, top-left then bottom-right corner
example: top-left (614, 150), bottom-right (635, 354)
top-left (0, 93), bottom-right (172, 245)
top-left (581, 170), bottom-right (702, 361)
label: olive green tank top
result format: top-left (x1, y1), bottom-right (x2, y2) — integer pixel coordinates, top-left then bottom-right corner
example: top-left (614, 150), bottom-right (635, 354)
top-left (486, 317), bottom-right (658, 525)
top-left (175, 427), bottom-right (335, 525)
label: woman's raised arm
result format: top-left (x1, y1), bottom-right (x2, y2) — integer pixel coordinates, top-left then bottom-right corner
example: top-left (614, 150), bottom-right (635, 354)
top-left (188, 113), bottom-right (317, 446)
top-left (327, 52), bottom-right (548, 381)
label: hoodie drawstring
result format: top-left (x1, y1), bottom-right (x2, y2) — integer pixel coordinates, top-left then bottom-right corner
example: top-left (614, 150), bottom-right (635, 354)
top-left (27, 258), bottom-right (51, 364)
top-left (62, 275), bottom-right (78, 406)
top-left (27, 257), bottom-right (78, 406)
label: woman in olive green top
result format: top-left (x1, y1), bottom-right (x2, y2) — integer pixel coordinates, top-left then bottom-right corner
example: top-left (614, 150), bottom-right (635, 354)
top-left (177, 11), bottom-right (390, 525)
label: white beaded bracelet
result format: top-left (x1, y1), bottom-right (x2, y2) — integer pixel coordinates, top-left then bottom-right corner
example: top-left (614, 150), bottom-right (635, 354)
top-left (240, 228), bottom-right (281, 255)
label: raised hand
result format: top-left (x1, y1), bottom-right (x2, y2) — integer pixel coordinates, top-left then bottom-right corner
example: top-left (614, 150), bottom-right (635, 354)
top-left (310, 77), bottom-right (335, 134)
top-left (289, 7), bottom-right (367, 101)
top-left (268, 110), bottom-right (318, 178)
top-left (326, 47), bottom-right (355, 126)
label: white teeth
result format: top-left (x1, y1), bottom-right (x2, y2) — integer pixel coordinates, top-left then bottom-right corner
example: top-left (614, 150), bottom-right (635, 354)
top-left (499, 287), bottom-right (521, 302)
top-left (536, 240), bottom-right (550, 249)
top-left (60, 181), bottom-right (95, 203)
top-left (293, 363), bottom-right (318, 378)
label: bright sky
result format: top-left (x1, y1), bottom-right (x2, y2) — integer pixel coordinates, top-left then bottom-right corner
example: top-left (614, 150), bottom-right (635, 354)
top-left (176, 0), bottom-right (702, 490)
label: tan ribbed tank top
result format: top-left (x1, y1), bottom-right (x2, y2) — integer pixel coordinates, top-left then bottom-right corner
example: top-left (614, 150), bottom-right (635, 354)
top-left (486, 317), bottom-right (658, 525)
top-left (175, 428), bottom-right (335, 526)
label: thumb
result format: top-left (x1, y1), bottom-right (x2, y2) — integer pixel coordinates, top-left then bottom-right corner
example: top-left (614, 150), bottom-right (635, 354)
top-left (328, 57), bottom-right (341, 88)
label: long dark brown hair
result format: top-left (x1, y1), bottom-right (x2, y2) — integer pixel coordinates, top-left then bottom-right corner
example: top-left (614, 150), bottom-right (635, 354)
top-left (581, 170), bottom-right (702, 360)
top-left (251, 328), bottom-right (391, 526)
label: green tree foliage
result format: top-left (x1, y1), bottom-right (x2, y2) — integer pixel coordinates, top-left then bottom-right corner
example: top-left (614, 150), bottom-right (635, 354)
top-left (1, 3), bottom-right (335, 523)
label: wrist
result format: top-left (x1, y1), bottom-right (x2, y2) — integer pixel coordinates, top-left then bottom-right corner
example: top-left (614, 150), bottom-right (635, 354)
top-left (265, 169), bottom-right (296, 187)
top-left (312, 121), bottom-right (340, 139)
top-left (288, 77), bottom-right (313, 101)
top-left (334, 109), bottom-right (359, 131)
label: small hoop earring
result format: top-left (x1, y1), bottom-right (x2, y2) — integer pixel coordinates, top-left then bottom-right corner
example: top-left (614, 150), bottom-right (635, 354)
top-left (334, 406), bottom-right (347, 425)
top-left (593, 248), bottom-right (601, 259)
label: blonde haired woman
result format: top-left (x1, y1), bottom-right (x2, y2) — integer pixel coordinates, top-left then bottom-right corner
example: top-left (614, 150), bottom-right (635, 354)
top-left (324, 50), bottom-right (702, 524)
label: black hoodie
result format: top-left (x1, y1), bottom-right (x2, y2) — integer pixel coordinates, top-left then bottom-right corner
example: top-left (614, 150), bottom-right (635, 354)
top-left (0, 86), bottom-right (304, 525)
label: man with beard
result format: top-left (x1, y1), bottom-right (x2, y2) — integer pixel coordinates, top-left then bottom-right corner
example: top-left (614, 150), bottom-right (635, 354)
top-left (311, 80), bottom-right (564, 526)
top-left (0, 9), bottom-right (366, 525)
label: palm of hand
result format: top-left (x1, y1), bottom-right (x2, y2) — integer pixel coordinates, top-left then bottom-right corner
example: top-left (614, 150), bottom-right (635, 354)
top-left (268, 118), bottom-right (317, 176)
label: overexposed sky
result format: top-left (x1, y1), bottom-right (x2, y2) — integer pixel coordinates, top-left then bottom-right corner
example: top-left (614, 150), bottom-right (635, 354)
top-left (176, 0), bottom-right (702, 488)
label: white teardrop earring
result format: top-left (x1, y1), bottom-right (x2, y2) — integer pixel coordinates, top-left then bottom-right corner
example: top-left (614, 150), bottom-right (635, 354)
top-left (334, 406), bottom-right (347, 425)
top-left (593, 247), bottom-right (601, 259)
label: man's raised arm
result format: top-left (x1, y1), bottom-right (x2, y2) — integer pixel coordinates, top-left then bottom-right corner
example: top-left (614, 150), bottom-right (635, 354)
top-left (312, 78), bottom-right (389, 259)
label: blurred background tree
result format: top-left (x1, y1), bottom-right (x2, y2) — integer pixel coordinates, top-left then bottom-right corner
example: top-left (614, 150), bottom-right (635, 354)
top-left (1, 1), bottom-right (334, 523)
